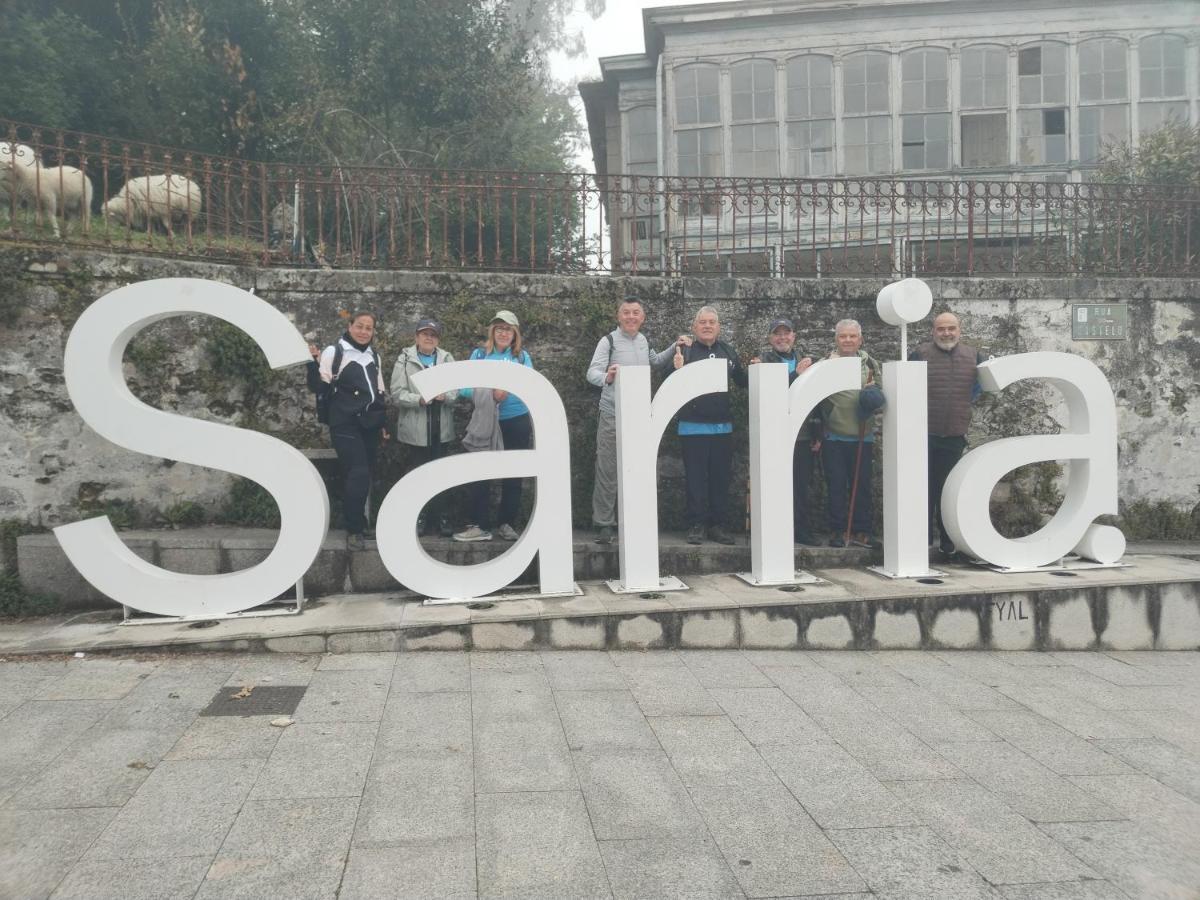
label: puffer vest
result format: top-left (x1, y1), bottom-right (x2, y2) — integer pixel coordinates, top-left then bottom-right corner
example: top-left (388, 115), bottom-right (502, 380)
top-left (914, 341), bottom-right (978, 437)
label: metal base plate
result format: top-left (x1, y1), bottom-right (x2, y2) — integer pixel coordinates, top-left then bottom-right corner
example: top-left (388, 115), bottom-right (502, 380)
top-left (866, 566), bottom-right (948, 581)
top-left (733, 570), bottom-right (825, 587)
top-left (605, 575), bottom-right (689, 594)
top-left (975, 557), bottom-right (1132, 574)
top-left (423, 583), bottom-right (583, 606)
top-left (120, 601), bottom-right (303, 626)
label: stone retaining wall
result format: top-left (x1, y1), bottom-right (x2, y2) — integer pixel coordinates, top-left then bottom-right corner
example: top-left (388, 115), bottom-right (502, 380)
top-left (1, 247), bottom-right (1197, 537)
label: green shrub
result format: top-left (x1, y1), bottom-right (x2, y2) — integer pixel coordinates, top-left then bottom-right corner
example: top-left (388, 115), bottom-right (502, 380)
top-left (222, 478), bottom-right (280, 528)
top-left (0, 570), bottom-right (56, 618)
top-left (160, 501), bottom-right (206, 529)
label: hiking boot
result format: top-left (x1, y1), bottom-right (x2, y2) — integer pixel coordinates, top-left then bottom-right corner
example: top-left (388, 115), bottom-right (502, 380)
top-left (686, 525), bottom-right (705, 545)
top-left (594, 525), bottom-right (615, 545)
top-left (347, 533), bottom-right (366, 551)
top-left (496, 523), bottom-right (520, 542)
top-left (851, 532), bottom-right (881, 549)
top-left (828, 534), bottom-right (846, 548)
top-left (707, 525), bottom-right (735, 545)
top-left (453, 524), bottom-right (492, 543)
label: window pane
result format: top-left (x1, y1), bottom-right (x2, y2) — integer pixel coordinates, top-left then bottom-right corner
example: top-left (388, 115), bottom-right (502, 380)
top-left (1140, 100), bottom-right (1189, 134)
top-left (1080, 39), bottom-right (1126, 102)
top-left (844, 53), bottom-right (889, 114)
top-left (1079, 104), bottom-right (1128, 163)
top-left (1018, 107), bottom-right (1068, 164)
top-left (677, 127), bottom-right (723, 176)
top-left (789, 56), bottom-right (832, 120)
top-left (845, 115), bottom-right (890, 174)
top-left (1018, 47), bottom-right (1040, 76)
top-left (963, 46), bottom-right (1007, 110)
top-left (675, 66), bottom-right (720, 126)
top-left (627, 107), bottom-right (657, 164)
top-left (962, 113), bottom-right (1008, 167)
top-left (732, 60), bottom-right (775, 123)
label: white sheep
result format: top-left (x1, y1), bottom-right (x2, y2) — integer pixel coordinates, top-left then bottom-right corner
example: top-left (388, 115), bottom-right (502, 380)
top-left (42, 165), bottom-right (94, 226)
top-left (0, 141), bottom-right (60, 237)
top-left (101, 174), bottom-right (202, 236)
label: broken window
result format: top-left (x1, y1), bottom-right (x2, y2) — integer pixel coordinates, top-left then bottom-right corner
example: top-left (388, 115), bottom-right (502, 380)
top-left (961, 113), bottom-right (1009, 168)
top-left (1018, 43), bottom-right (1067, 105)
top-left (1018, 107), bottom-right (1068, 165)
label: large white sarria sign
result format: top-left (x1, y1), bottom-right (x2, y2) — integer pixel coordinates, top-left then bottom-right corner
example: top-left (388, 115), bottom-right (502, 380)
top-left (55, 278), bottom-right (1126, 615)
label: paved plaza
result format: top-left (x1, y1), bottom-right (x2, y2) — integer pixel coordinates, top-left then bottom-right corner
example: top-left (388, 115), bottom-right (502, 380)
top-left (0, 648), bottom-right (1198, 899)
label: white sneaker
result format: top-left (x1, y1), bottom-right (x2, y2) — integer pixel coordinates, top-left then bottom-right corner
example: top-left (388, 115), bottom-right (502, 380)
top-left (453, 525), bottom-right (492, 542)
top-left (496, 523), bottom-right (520, 541)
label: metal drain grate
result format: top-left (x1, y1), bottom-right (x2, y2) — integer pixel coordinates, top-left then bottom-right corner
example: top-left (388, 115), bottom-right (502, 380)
top-left (200, 685), bottom-right (308, 717)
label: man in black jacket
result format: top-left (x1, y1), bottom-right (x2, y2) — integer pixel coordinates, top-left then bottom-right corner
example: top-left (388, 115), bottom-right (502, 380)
top-left (753, 318), bottom-right (822, 546)
top-left (673, 306), bottom-right (748, 545)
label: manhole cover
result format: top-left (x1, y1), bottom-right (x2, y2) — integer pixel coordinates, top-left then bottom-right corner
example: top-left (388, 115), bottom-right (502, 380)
top-left (778, 585), bottom-right (805, 593)
top-left (639, 592), bottom-right (665, 600)
top-left (200, 685), bottom-right (307, 717)
top-left (917, 578), bottom-right (944, 585)
top-left (468, 602), bottom-right (495, 610)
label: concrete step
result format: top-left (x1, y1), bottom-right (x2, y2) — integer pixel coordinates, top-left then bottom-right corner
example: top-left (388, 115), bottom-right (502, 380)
top-left (3, 554), bottom-right (1198, 656)
top-left (16, 527), bottom-right (876, 611)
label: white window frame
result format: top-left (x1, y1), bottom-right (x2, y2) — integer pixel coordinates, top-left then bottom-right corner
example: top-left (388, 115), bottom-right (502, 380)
top-left (843, 51), bottom-right (891, 174)
top-left (1016, 41), bottom-right (1069, 166)
top-left (730, 58), bottom-right (780, 177)
top-left (1077, 38), bottom-right (1129, 164)
top-left (785, 54), bottom-right (835, 177)
top-left (900, 47), bottom-right (950, 172)
top-left (1138, 34), bottom-right (1190, 136)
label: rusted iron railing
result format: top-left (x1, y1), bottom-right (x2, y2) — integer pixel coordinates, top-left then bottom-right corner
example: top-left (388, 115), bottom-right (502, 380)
top-left (3, 119), bottom-right (1196, 277)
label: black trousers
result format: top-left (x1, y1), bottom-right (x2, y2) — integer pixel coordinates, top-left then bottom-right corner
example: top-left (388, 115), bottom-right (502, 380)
top-left (793, 438), bottom-right (816, 540)
top-left (929, 437), bottom-right (967, 543)
top-left (681, 432), bottom-right (734, 528)
top-left (330, 423), bottom-right (379, 535)
top-left (400, 437), bottom-right (448, 530)
top-left (470, 413), bottom-right (532, 529)
top-left (822, 438), bottom-right (873, 535)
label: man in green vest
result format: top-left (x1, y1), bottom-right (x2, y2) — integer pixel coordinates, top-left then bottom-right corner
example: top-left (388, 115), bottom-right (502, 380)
top-left (909, 311), bottom-right (989, 556)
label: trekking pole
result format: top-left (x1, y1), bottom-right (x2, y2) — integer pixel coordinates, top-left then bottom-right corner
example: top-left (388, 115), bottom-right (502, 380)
top-left (844, 420), bottom-right (868, 547)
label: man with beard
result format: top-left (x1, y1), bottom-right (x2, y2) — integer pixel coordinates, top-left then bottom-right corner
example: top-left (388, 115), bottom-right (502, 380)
top-left (909, 311), bottom-right (989, 556)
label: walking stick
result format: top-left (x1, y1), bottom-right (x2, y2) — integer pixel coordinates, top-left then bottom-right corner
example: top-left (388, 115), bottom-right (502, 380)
top-left (843, 420), bottom-right (868, 547)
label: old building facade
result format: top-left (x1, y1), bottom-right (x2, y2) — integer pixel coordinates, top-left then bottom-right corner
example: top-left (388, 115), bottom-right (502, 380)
top-left (579, 0), bottom-right (1199, 274)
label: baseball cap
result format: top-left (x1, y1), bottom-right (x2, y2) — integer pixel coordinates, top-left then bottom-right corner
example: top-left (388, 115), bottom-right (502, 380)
top-left (415, 318), bottom-right (441, 336)
top-left (491, 310), bottom-right (519, 328)
top-left (769, 317), bottom-right (794, 333)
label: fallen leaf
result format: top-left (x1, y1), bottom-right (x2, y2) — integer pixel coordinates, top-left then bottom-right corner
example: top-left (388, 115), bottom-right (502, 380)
top-left (270, 717), bottom-right (294, 728)
top-left (127, 760), bottom-right (151, 770)
top-left (231, 685), bottom-right (254, 700)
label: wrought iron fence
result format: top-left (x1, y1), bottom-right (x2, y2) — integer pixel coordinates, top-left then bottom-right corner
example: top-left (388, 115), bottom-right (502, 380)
top-left (2, 119), bottom-right (1197, 277)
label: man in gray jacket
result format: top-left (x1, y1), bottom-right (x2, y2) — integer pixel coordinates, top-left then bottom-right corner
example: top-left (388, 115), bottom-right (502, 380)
top-left (585, 297), bottom-right (676, 543)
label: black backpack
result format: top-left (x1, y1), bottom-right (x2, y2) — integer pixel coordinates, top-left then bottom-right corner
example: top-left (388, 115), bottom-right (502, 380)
top-left (594, 331), bottom-right (654, 390)
top-left (309, 342), bottom-right (380, 424)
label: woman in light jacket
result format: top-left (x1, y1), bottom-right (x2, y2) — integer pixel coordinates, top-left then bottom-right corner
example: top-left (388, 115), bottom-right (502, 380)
top-left (390, 317), bottom-right (459, 536)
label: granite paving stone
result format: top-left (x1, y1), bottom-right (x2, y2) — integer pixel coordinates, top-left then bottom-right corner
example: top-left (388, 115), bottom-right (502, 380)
top-left (48, 856), bottom-right (213, 900)
top-left (1092, 737), bottom-right (1200, 802)
top-left (0, 807), bottom-right (118, 900)
top-left (164, 715), bottom-right (284, 760)
top-left (540, 651), bottom-right (628, 691)
top-left (759, 741), bottom-right (924, 829)
top-left (598, 837), bottom-right (744, 900)
top-left (292, 669), bottom-right (390, 723)
top-left (555, 689), bottom-right (662, 752)
top-left (472, 686), bottom-right (576, 793)
top-left (887, 779), bottom-right (1100, 884)
top-left (679, 650), bottom-right (774, 688)
top-left (354, 751), bottom-right (475, 846)
top-left (934, 740), bottom-right (1122, 823)
top-left (8, 723), bottom-right (188, 809)
top-left (86, 758), bottom-right (262, 860)
top-left (572, 748), bottom-right (707, 840)
top-left (36, 659), bottom-right (158, 701)
top-left (375, 690), bottom-right (472, 755)
top-left (1064, 773), bottom-right (1200, 845)
top-left (828, 825), bottom-right (1001, 899)
top-left (619, 663), bottom-right (724, 717)
top-left (996, 880), bottom-right (1140, 899)
top-left (1039, 819), bottom-right (1200, 900)
top-left (707, 686), bottom-right (833, 746)
top-left (0, 700), bottom-right (116, 803)
top-left (964, 709), bottom-right (1134, 776)
top-left (391, 652), bottom-right (470, 692)
top-left (249, 722), bottom-right (376, 800)
top-left (339, 841), bottom-right (477, 899)
top-left (196, 798), bottom-right (357, 899)
top-left (475, 790), bottom-right (611, 899)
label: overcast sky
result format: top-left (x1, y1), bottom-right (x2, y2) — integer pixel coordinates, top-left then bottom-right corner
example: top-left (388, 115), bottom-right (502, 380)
top-left (548, 0), bottom-right (721, 171)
